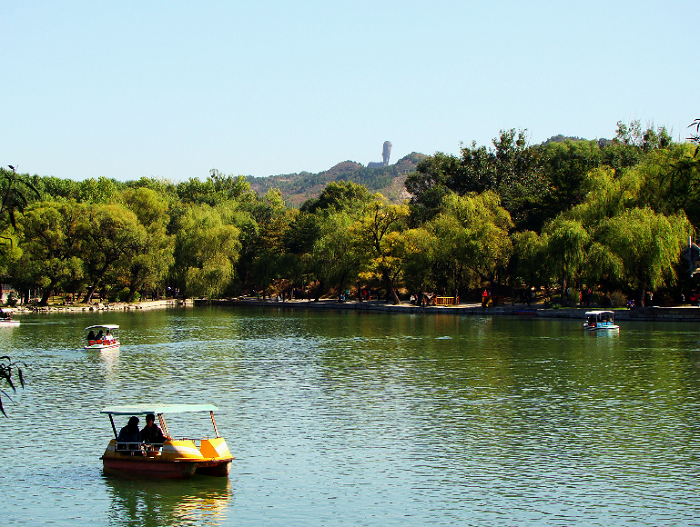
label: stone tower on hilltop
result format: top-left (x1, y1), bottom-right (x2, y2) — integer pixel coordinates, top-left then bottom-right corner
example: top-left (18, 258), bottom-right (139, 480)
top-left (382, 141), bottom-right (392, 165)
top-left (368, 141), bottom-right (393, 168)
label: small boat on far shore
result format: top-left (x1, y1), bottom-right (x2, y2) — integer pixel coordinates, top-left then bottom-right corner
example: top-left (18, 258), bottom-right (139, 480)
top-left (84, 324), bottom-right (120, 350)
top-left (583, 310), bottom-right (620, 331)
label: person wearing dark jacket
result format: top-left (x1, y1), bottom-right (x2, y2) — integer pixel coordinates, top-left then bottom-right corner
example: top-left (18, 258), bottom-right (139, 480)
top-left (141, 413), bottom-right (166, 444)
top-left (117, 416), bottom-right (141, 449)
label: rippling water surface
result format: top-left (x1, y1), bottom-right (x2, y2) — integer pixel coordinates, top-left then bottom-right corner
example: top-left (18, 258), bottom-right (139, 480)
top-left (2, 307), bottom-right (700, 526)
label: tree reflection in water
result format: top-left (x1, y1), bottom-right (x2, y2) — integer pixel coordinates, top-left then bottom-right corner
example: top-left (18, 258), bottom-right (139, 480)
top-left (103, 475), bottom-right (233, 527)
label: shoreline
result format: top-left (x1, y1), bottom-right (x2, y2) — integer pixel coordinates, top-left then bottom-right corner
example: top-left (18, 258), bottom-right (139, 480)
top-left (198, 298), bottom-right (700, 322)
top-left (13, 295), bottom-right (700, 322)
top-left (11, 298), bottom-right (193, 314)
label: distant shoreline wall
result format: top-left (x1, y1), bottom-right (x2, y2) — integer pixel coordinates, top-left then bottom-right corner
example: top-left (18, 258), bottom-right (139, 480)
top-left (197, 299), bottom-right (700, 322)
top-left (16, 298), bottom-right (192, 314)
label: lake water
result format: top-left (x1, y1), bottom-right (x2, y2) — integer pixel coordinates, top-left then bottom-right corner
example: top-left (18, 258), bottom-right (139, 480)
top-left (2, 307), bottom-right (700, 526)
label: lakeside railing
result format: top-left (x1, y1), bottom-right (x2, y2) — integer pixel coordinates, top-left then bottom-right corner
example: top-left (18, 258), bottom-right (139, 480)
top-left (434, 297), bottom-right (457, 306)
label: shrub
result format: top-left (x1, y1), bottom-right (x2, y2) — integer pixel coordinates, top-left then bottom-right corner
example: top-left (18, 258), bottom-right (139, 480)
top-left (117, 288), bottom-right (139, 302)
top-left (567, 288), bottom-right (581, 305)
top-left (609, 290), bottom-right (627, 308)
top-left (6, 293), bottom-right (17, 307)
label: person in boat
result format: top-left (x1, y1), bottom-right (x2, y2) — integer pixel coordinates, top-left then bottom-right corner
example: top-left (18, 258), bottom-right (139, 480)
top-left (87, 330), bottom-right (96, 342)
top-left (104, 329), bottom-right (113, 344)
top-left (117, 416), bottom-right (141, 449)
top-left (141, 413), bottom-right (166, 445)
top-left (96, 329), bottom-right (104, 341)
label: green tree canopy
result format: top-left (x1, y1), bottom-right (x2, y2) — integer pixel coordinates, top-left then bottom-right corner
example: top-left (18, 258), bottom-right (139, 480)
top-left (172, 205), bottom-right (241, 298)
top-left (13, 201), bottom-right (87, 305)
top-left (80, 203), bottom-right (147, 303)
top-left (352, 199), bottom-right (409, 304)
top-left (122, 187), bottom-right (174, 302)
top-left (596, 208), bottom-right (689, 305)
top-left (428, 192), bottom-right (513, 299)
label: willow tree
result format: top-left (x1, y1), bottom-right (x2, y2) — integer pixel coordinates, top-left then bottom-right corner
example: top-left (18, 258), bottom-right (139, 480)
top-left (246, 190), bottom-right (294, 299)
top-left (80, 203), bottom-right (147, 303)
top-left (309, 211), bottom-right (366, 301)
top-left (172, 204), bottom-right (241, 298)
top-left (279, 211), bottom-right (320, 298)
top-left (510, 230), bottom-right (547, 291)
top-left (13, 201), bottom-right (87, 305)
top-left (559, 156), bottom-right (691, 302)
top-left (352, 199), bottom-right (409, 304)
top-left (402, 227), bottom-right (438, 302)
top-left (122, 187), bottom-right (174, 302)
top-left (596, 208), bottom-right (689, 305)
top-left (429, 192), bottom-right (513, 301)
top-left (543, 217), bottom-right (590, 305)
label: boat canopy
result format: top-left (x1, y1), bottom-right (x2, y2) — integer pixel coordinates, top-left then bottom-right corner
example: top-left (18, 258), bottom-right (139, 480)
top-left (100, 404), bottom-right (218, 416)
top-left (86, 324), bottom-right (120, 330)
top-left (584, 311), bottom-right (614, 316)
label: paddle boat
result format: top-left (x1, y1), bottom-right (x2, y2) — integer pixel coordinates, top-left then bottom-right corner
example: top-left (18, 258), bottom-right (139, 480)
top-left (583, 310), bottom-right (620, 331)
top-left (100, 404), bottom-right (234, 479)
top-left (84, 324), bottom-right (120, 350)
top-left (0, 308), bottom-right (19, 326)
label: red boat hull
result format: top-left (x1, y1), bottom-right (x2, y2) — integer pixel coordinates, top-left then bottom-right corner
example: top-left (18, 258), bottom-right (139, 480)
top-left (196, 459), bottom-right (232, 477)
top-left (102, 456), bottom-right (200, 479)
top-left (102, 455), bottom-right (233, 479)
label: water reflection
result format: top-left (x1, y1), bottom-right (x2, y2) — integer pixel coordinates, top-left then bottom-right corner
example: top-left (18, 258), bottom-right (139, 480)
top-left (99, 348), bottom-right (120, 381)
top-left (584, 329), bottom-right (620, 338)
top-left (103, 475), bottom-right (233, 527)
top-left (4, 309), bottom-right (700, 526)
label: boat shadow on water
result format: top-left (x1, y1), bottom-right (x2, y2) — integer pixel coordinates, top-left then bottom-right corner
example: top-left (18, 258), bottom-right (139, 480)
top-left (102, 474), bottom-right (233, 527)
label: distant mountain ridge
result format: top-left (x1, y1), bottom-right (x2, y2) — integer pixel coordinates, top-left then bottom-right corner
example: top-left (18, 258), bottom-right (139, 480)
top-left (245, 135), bottom-right (606, 207)
top-left (246, 152), bottom-right (427, 207)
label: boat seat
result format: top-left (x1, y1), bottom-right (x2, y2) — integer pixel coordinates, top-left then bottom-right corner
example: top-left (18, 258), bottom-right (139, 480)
top-left (116, 442), bottom-right (144, 455)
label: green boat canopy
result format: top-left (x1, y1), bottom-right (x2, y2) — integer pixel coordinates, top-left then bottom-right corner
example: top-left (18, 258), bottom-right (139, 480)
top-left (100, 404), bottom-right (218, 415)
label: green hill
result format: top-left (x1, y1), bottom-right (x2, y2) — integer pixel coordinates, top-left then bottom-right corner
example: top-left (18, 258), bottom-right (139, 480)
top-left (246, 152), bottom-right (427, 207)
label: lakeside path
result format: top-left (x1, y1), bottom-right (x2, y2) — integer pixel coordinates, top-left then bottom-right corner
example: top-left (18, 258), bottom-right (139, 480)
top-left (13, 298), bottom-right (192, 314)
top-left (201, 298), bottom-right (700, 323)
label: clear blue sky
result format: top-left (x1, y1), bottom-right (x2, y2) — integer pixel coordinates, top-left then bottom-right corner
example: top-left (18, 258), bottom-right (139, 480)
top-left (2, 1), bottom-right (696, 182)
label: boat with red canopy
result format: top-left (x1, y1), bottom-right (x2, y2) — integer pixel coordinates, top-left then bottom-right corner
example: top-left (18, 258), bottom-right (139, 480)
top-left (85, 324), bottom-right (120, 350)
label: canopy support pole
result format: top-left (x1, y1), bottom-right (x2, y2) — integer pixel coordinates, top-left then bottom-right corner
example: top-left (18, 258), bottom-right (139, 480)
top-left (210, 411), bottom-right (220, 438)
top-left (109, 414), bottom-right (118, 439)
top-left (158, 414), bottom-right (171, 440)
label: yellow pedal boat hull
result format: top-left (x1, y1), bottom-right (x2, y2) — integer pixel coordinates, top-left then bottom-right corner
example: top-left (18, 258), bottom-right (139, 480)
top-left (101, 438), bottom-right (233, 479)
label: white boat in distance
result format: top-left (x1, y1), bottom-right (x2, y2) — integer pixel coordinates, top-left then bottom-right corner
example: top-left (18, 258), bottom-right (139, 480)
top-left (85, 324), bottom-right (120, 350)
top-left (583, 311), bottom-right (620, 331)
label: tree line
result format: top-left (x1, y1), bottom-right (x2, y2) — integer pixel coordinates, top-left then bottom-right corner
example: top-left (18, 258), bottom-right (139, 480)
top-left (1, 120), bottom-right (698, 308)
